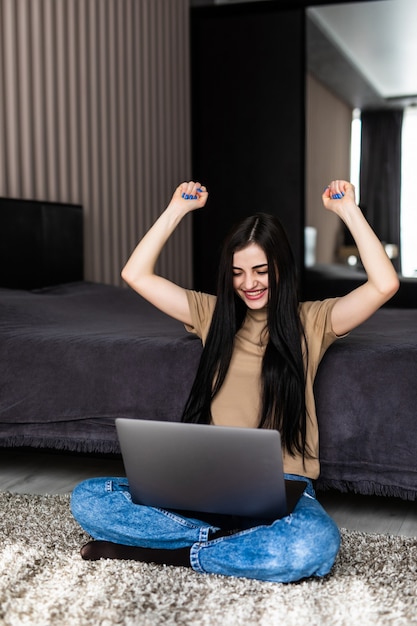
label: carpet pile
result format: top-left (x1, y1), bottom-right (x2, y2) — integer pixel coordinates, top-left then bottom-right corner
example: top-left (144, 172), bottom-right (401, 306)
top-left (0, 492), bottom-right (416, 625)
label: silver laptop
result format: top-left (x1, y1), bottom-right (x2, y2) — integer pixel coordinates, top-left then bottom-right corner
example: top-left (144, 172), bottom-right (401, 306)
top-left (116, 418), bottom-right (307, 528)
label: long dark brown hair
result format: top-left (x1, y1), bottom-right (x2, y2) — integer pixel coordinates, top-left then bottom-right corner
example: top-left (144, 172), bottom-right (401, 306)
top-left (181, 213), bottom-right (308, 458)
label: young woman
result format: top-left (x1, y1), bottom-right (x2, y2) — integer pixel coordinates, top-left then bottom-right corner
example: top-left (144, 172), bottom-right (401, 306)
top-left (71, 180), bottom-right (399, 583)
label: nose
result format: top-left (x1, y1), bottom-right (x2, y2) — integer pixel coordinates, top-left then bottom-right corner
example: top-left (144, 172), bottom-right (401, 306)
top-left (243, 272), bottom-right (257, 290)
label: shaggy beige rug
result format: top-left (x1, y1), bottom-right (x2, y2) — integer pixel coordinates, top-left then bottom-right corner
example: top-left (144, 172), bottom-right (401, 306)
top-left (0, 492), bottom-right (416, 626)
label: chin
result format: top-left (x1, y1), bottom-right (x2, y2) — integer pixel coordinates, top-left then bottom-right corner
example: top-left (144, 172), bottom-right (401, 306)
top-left (246, 300), bottom-right (268, 310)
top-left (242, 295), bottom-right (268, 309)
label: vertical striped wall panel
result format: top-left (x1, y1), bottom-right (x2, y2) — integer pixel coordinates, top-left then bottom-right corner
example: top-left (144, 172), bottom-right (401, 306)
top-left (0, 0), bottom-right (192, 286)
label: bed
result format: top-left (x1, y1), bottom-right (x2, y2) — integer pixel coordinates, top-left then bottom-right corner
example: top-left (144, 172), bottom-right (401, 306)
top-left (1, 197), bottom-right (416, 500)
top-left (314, 308), bottom-right (417, 500)
top-left (0, 281), bottom-right (202, 453)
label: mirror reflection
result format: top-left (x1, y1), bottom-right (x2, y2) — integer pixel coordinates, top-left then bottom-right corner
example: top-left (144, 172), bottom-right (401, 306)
top-left (306, 0), bottom-right (417, 282)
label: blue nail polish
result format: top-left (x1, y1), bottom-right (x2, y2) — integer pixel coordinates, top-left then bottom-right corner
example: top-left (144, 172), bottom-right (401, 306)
top-left (197, 187), bottom-right (203, 192)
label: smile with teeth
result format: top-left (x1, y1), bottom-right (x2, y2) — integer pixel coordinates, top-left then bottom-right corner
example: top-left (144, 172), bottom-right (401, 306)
top-left (243, 288), bottom-right (266, 300)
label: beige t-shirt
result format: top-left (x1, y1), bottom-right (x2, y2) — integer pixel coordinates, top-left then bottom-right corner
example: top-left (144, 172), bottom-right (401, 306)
top-left (185, 290), bottom-right (340, 479)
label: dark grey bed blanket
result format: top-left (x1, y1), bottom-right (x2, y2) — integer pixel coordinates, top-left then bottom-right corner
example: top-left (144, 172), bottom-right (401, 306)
top-left (0, 282), bottom-right (202, 452)
top-left (1, 282), bottom-right (416, 499)
top-left (315, 307), bottom-right (417, 500)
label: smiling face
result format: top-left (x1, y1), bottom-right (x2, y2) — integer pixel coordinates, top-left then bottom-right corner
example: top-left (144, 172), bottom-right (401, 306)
top-left (232, 243), bottom-right (270, 309)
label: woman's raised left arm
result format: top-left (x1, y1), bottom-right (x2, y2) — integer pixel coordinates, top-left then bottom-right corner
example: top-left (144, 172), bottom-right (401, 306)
top-left (322, 180), bottom-right (400, 336)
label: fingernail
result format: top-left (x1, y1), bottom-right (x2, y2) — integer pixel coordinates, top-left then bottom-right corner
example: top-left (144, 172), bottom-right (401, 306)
top-left (197, 187), bottom-right (203, 192)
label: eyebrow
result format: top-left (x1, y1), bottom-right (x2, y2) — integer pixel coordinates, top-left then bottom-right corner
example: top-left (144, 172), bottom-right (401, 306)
top-left (232, 263), bottom-right (268, 270)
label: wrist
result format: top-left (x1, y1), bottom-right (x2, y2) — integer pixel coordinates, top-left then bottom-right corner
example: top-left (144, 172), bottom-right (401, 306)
top-left (164, 201), bottom-right (190, 226)
top-left (337, 200), bottom-right (362, 224)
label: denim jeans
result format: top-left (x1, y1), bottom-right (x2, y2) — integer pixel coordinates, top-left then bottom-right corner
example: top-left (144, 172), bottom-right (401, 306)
top-left (70, 474), bottom-right (340, 584)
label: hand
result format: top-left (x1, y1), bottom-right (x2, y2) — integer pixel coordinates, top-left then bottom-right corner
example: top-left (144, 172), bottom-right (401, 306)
top-left (322, 180), bottom-right (357, 217)
top-left (170, 181), bottom-right (209, 213)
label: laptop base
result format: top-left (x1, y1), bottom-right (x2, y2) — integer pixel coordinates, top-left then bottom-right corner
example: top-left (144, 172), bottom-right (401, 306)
top-left (167, 479), bottom-right (308, 530)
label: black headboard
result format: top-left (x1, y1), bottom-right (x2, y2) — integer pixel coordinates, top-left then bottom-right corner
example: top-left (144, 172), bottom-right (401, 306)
top-left (0, 197), bottom-right (83, 290)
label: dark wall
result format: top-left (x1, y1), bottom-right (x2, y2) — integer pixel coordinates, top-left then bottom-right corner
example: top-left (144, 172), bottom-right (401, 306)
top-left (190, 4), bottom-right (305, 293)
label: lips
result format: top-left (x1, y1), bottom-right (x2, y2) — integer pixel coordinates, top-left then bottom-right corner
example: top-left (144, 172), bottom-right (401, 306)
top-left (243, 289), bottom-right (267, 300)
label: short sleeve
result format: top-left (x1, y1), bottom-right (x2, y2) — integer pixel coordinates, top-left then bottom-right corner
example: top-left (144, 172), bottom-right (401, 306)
top-left (300, 298), bottom-right (341, 369)
top-left (184, 290), bottom-right (217, 344)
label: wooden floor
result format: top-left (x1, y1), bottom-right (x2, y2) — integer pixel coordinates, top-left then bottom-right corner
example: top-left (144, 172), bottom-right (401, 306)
top-left (1, 448), bottom-right (416, 538)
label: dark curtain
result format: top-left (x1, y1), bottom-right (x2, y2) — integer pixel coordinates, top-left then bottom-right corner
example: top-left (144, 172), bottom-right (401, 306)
top-left (359, 109), bottom-right (403, 271)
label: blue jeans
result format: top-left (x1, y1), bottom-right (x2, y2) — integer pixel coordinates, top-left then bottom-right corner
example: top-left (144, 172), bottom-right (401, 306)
top-left (70, 474), bottom-right (340, 584)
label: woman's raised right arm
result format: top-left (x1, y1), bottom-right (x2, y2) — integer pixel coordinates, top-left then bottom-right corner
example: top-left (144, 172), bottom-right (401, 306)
top-left (121, 181), bottom-right (208, 325)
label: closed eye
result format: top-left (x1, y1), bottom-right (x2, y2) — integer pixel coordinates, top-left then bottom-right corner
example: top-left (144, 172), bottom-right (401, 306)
top-left (233, 265), bottom-right (268, 275)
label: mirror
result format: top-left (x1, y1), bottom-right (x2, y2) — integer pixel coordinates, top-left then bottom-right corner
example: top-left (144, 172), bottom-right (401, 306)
top-left (305, 0), bottom-right (417, 284)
